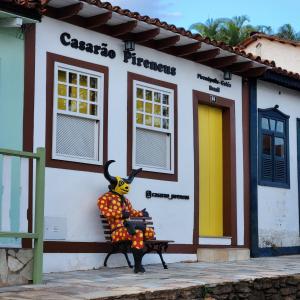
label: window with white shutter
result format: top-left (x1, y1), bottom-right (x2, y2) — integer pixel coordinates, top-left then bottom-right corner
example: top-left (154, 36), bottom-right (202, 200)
top-left (52, 62), bottom-right (104, 165)
top-left (258, 107), bottom-right (290, 188)
top-left (133, 81), bottom-right (175, 174)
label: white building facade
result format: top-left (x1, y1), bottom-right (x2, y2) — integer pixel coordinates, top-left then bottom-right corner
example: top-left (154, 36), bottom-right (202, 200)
top-left (2, 1), bottom-right (300, 276)
top-left (34, 16), bottom-right (248, 272)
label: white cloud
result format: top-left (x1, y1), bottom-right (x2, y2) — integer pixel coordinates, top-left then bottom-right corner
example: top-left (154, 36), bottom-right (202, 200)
top-left (163, 12), bottom-right (183, 18)
top-left (107, 0), bottom-right (182, 21)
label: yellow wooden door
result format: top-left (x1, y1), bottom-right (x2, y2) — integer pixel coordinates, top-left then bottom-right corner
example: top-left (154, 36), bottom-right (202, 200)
top-left (198, 105), bottom-right (223, 237)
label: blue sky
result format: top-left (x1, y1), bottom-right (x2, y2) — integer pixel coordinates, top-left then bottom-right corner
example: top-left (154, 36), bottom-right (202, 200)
top-left (109, 0), bottom-right (300, 33)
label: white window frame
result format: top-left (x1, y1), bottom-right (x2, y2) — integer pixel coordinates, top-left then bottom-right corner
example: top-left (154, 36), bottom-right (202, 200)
top-left (132, 80), bottom-right (175, 174)
top-left (52, 62), bottom-right (104, 165)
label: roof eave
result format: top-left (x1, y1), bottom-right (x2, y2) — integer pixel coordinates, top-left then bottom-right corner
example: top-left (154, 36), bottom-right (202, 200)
top-left (44, 0), bottom-right (273, 78)
top-left (261, 70), bottom-right (300, 92)
top-left (0, 2), bottom-right (41, 22)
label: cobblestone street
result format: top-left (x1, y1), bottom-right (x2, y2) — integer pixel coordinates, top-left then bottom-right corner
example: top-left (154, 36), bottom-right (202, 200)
top-left (0, 255), bottom-right (300, 299)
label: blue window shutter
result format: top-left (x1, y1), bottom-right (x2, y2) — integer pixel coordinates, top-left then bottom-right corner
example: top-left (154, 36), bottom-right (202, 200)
top-left (262, 156), bottom-right (273, 180)
top-left (258, 107), bottom-right (290, 189)
top-left (274, 158), bottom-right (286, 182)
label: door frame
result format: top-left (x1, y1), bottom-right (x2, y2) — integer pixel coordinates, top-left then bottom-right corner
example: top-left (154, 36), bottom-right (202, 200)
top-left (193, 90), bottom-right (237, 246)
top-left (297, 118), bottom-right (300, 234)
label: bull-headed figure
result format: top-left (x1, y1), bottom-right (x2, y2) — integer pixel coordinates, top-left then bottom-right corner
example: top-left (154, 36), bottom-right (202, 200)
top-left (98, 160), bottom-right (155, 273)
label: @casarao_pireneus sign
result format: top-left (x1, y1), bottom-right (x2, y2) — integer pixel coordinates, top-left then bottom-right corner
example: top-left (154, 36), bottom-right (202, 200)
top-left (146, 190), bottom-right (189, 200)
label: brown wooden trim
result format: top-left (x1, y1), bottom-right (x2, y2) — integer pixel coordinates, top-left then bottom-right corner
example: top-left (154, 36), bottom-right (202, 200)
top-left (143, 35), bottom-right (180, 50)
top-left (187, 49), bottom-right (220, 62)
top-left (46, 3), bottom-right (84, 20)
top-left (193, 90), bottom-right (237, 246)
top-left (97, 21), bottom-right (138, 37)
top-left (167, 244), bottom-right (197, 254)
top-left (127, 72), bottom-right (178, 182)
top-left (192, 95), bottom-right (200, 245)
top-left (44, 241), bottom-right (197, 254)
top-left (44, 240), bottom-right (248, 253)
top-left (23, 24), bottom-right (35, 159)
top-left (46, 52), bottom-right (108, 173)
top-left (85, 12), bottom-right (112, 29)
top-left (228, 61), bottom-right (254, 73)
top-left (240, 67), bottom-right (267, 77)
top-left (44, 241), bottom-right (111, 253)
top-left (22, 24), bottom-right (36, 248)
top-left (0, 2), bottom-right (41, 21)
top-left (166, 42), bottom-right (201, 57)
top-left (206, 55), bottom-right (238, 68)
top-left (242, 79), bottom-right (250, 248)
top-left (121, 28), bottom-right (160, 43)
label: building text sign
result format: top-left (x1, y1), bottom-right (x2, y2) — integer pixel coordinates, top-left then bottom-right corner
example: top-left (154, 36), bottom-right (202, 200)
top-left (197, 73), bottom-right (232, 93)
top-left (60, 32), bottom-right (176, 76)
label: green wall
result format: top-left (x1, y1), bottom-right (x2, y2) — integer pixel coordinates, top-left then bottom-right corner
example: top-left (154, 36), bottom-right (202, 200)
top-left (0, 27), bottom-right (24, 246)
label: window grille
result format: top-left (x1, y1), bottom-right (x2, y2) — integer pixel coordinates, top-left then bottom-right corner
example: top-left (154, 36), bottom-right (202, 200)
top-left (53, 63), bottom-right (103, 165)
top-left (56, 114), bottom-right (99, 161)
top-left (133, 81), bottom-right (174, 173)
top-left (136, 128), bottom-right (170, 170)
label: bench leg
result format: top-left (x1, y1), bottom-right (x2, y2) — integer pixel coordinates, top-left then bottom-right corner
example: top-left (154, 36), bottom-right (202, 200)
top-left (156, 250), bottom-right (168, 269)
top-left (123, 252), bottom-right (133, 268)
top-left (104, 244), bottom-right (120, 267)
top-left (104, 251), bottom-right (114, 267)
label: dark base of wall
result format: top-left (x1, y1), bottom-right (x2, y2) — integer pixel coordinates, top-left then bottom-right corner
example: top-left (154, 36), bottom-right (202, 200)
top-left (43, 242), bottom-right (197, 254)
top-left (101, 275), bottom-right (300, 300)
top-left (252, 246), bottom-right (300, 257)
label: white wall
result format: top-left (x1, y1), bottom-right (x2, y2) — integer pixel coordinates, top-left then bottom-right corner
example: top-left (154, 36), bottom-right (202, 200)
top-left (35, 17), bottom-right (245, 272)
top-left (257, 80), bottom-right (300, 248)
top-left (245, 39), bottom-right (300, 74)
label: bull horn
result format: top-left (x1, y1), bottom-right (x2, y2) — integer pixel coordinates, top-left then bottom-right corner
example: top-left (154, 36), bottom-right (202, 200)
top-left (104, 160), bottom-right (117, 185)
top-left (127, 168), bottom-right (142, 183)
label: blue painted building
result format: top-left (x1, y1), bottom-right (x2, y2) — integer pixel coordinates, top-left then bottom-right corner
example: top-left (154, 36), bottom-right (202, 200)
top-left (0, 0), bottom-right (40, 247)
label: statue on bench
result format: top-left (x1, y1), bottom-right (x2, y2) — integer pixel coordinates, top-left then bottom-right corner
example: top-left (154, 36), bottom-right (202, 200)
top-left (98, 160), bottom-right (156, 273)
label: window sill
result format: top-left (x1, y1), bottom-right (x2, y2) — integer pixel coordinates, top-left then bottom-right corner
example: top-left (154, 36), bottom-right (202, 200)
top-left (134, 164), bottom-right (174, 175)
top-left (46, 157), bottom-right (105, 173)
top-left (128, 169), bottom-right (178, 182)
top-left (258, 181), bottom-right (290, 189)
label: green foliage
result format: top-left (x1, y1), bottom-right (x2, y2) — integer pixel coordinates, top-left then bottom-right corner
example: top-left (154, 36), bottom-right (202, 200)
top-left (190, 17), bottom-right (230, 41)
top-left (218, 15), bottom-right (255, 46)
top-left (277, 24), bottom-right (300, 41)
top-left (190, 16), bottom-right (300, 46)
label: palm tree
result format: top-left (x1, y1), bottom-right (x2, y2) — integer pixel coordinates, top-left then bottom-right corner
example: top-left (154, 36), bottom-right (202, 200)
top-left (276, 24), bottom-right (300, 41)
top-left (218, 15), bottom-right (258, 46)
top-left (190, 16), bottom-right (274, 46)
top-left (256, 25), bottom-right (273, 35)
top-left (189, 17), bottom-right (229, 41)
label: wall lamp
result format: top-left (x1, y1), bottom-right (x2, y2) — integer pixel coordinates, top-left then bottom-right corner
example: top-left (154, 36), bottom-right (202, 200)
top-left (124, 40), bottom-right (135, 52)
top-left (223, 70), bottom-right (232, 81)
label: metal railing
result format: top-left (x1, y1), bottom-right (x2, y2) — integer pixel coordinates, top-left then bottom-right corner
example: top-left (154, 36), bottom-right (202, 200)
top-left (0, 147), bottom-right (45, 284)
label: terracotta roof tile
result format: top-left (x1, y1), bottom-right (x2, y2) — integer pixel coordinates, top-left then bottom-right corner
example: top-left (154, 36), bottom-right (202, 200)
top-left (272, 67), bottom-right (300, 80)
top-left (1, 0), bottom-right (46, 13)
top-left (78, 0), bottom-right (278, 68)
top-left (43, 0), bottom-right (300, 81)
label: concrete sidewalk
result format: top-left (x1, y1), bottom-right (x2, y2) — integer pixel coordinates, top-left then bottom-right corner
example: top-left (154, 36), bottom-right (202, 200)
top-left (0, 256), bottom-right (300, 299)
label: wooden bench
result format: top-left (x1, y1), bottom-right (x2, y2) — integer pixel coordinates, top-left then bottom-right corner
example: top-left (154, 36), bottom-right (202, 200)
top-left (100, 215), bottom-right (174, 269)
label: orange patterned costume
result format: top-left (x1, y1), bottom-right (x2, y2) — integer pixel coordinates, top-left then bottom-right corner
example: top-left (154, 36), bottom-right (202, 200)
top-left (99, 160), bottom-right (155, 273)
top-left (98, 192), bottom-right (155, 250)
